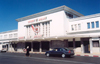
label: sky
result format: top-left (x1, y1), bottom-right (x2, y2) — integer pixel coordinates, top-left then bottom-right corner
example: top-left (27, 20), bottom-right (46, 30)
top-left (0, 0), bottom-right (100, 32)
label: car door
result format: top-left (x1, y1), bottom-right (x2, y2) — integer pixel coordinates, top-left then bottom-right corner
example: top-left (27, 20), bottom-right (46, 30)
top-left (53, 48), bottom-right (63, 56)
top-left (50, 48), bottom-right (58, 56)
top-left (56, 48), bottom-right (63, 56)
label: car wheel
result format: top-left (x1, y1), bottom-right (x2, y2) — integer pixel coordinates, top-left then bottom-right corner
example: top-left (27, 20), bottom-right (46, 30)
top-left (46, 53), bottom-right (50, 57)
top-left (62, 54), bottom-right (66, 58)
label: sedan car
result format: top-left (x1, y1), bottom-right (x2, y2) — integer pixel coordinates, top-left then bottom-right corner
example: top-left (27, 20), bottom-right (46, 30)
top-left (45, 48), bottom-right (74, 58)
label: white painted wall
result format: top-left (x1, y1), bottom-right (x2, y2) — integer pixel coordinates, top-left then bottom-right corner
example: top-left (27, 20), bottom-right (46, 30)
top-left (68, 15), bottom-right (100, 36)
top-left (18, 11), bottom-right (66, 39)
top-left (0, 30), bottom-right (18, 42)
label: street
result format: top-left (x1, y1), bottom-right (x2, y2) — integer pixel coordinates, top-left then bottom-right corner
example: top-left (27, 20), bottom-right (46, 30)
top-left (0, 52), bottom-right (100, 64)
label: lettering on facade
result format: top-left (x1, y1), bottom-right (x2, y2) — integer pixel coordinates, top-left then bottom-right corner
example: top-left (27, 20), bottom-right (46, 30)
top-left (18, 36), bottom-right (25, 39)
top-left (28, 17), bottom-right (47, 23)
top-left (34, 35), bottom-right (43, 38)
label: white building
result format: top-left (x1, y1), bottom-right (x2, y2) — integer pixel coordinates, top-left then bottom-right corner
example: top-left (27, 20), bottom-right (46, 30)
top-left (0, 5), bottom-right (100, 55)
top-left (0, 30), bottom-right (18, 51)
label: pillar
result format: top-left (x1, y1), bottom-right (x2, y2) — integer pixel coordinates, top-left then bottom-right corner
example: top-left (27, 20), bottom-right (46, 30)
top-left (81, 38), bottom-right (84, 53)
top-left (10, 42), bottom-right (13, 52)
top-left (49, 41), bottom-right (52, 50)
top-left (39, 42), bottom-right (42, 52)
top-left (73, 38), bottom-right (75, 48)
top-left (89, 38), bottom-right (92, 54)
top-left (66, 39), bottom-right (68, 48)
top-left (8, 42), bottom-right (11, 51)
top-left (99, 37), bottom-right (100, 53)
top-left (31, 42), bottom-right (33, 52)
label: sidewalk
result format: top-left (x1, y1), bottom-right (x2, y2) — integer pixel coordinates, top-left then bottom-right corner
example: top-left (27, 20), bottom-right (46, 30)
top-left (75, 53), bottom-right (100, 57)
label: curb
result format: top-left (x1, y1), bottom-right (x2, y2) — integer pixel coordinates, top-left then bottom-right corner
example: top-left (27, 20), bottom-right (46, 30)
top-left (76, 54), bottom-right (100, 57)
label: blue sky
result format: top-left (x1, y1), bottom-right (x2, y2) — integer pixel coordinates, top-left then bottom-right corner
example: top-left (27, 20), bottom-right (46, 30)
top-left (0, 0), bottom-right (100, 32)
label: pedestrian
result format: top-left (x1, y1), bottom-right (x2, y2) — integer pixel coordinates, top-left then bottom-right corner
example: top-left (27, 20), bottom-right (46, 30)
top-left (25, 46), bottom-right (30, 57)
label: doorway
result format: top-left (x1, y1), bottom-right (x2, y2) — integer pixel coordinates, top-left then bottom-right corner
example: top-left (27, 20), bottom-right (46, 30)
top-left (33, 42), bottom-right (40, 52)
top-left (41, 41), bottom-right (49, 52)
top-left (83, 41), bottom-right (90, 53)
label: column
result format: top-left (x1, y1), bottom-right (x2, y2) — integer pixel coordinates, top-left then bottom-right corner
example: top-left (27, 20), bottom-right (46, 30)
top-left (31, 42), bottom-right (33, 52)
top-left (73, 38), bottom-right (75, 48)
top-left (25, 26), bottom-right (27, 39)
top-left (81, 38), bottom-right (84, 53)
top-left (8, 42), bottom-right (11, 52)
top-left (66, 39), bottom-right (68, 48)
top-left (10, 42), bottom-right (13, 52)
top-left (49, 41), bottom-right (52, 50)
top-left (99, 37), bottom-right (100, 53)
top-left (40, 23), bottom-right (43, 36)
top-left (39, 42), bottom-right (42, 52)
top-left (89, 38), bottom-right (92, 54)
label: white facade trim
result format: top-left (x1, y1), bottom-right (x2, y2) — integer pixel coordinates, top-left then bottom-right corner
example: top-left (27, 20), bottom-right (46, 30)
top-left (70, 13), bottom-right (100, 21)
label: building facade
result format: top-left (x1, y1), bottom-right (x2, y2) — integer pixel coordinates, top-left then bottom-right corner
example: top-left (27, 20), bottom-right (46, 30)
top-left (0, 5), bottom-right (100, 55)
top-left (0, 30), bottom-right (18, 51)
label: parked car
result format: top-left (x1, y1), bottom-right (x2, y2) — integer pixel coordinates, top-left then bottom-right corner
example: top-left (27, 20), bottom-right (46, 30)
top-left (0, 43), bottom-right (7, 52)
top-left (45, 48), bottom-right (74, 58)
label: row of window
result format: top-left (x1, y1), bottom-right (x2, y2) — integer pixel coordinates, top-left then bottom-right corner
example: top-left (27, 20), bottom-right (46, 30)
top-left (65, 12), bottom-right (73, 18)
top-left (71, 21), bottom-right (99, 31)
top-left (71, 24), bottom-right (81, 31)
top-left (0, 33), bottom-right (17, 39)
top-left (87, 21), bottom-right (99, 29)
top-left (26, 21), bottom-right (50, 38)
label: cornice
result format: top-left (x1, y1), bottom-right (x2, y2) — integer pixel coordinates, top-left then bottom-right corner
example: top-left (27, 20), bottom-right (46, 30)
top-left (70, 13), bottom-right (100, 21)
top-left (0, 29), bottom-right (18, 34)
top-left (16, 5), bottom-right (83, 22)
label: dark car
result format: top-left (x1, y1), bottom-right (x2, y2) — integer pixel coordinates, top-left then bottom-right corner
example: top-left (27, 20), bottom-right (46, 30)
top-left (45, 48), bottom-right (74, 58)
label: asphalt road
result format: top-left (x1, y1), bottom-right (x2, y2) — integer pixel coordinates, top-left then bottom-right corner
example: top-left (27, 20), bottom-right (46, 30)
top-left (0, 52), bottom-right (100, 64)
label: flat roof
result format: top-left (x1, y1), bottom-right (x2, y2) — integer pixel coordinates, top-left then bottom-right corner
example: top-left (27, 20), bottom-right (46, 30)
top-left (0, 29), bottom-right (18, 34)
top-left (70, 13), bottom-right (100, 21)
top-left (16, 5), bottom-right (84, 22)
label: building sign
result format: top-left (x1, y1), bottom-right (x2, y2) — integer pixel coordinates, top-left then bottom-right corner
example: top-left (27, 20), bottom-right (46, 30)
top-left (31, 25), bottom-right (43, 38)
top-left (34, 35), bottom-right (43, 38)
top-left (31, 25), bottom-right (40, 34)
top-left (18, 36), bottom-right (25, 39)
top-left (28, 17), bottom-right (47, 23)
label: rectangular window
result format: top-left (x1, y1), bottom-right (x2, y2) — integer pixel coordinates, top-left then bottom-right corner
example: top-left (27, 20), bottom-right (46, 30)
top-left (93, 41), bottom-right (99, 47)
top-left (87, 23), bottom-right (90, 29)
top-left (9, 34), bottom-right (12, 38)
top-left (75, 24), bottom-right (77, 30)
top-left (71, 25), bottom-right (74, 31)
top-left (96, 21), bottom-right (99, 28)
top-left (78, 24), bottom-right (81, 30)
top-left (14, 33), bottom-right (17, 37)
top-left (0, 35), bottom-right (2, 39)
top-left (91, 22), bottom-right (95, 28)
top-left (4, 35), bottom-right (7, 38)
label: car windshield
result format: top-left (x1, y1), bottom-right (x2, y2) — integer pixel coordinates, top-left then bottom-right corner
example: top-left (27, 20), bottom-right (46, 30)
top-left (2, 45), bottom-right (6, 48)
top-left (64, 48), bottom-right (69, 51)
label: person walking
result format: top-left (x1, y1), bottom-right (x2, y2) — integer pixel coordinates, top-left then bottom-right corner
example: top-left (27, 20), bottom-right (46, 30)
top-left (25, 46), bottom-right (30, 57)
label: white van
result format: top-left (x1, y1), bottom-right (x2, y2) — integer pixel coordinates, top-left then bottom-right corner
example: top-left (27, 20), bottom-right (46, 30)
top-left (0, 43), bottom-right (7, 52)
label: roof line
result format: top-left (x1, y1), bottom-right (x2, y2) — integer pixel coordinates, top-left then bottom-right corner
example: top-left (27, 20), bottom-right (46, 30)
top-left (0, 29), bottom-right (18, 34)
top-left (16, 5), bottom-right (83, 22)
